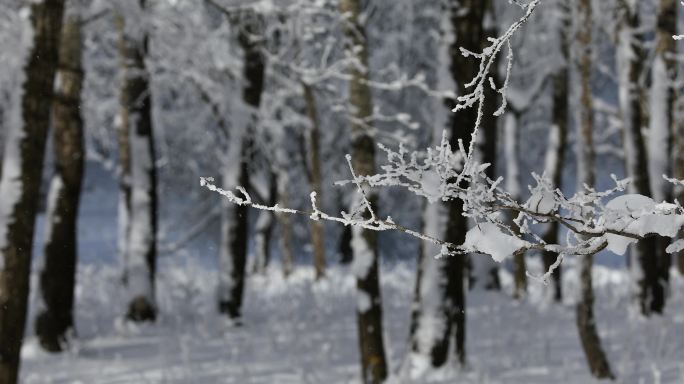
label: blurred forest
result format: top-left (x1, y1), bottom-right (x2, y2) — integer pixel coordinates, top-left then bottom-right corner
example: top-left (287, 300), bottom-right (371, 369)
top-left (1, 0), bottom-right (684, 383)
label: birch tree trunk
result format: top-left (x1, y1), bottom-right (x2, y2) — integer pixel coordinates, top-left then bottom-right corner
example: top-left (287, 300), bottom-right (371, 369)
top-left (0, 1), bottom-right (65, 381)
top-left (303, 82), bottom-right (327, 280)
top-left (503, 112), bottom-right (527, 299)
top-left (541, 1), bottom-right (570, 302)
top-left (35, 4), bottom-right (85, 352)
top-left (115, 13), bottom-right (132, 286)
top-left (339, 0), bottom-right (388, 381)
top-left (118, 0), bottom-right (158, 322)
top-left (575, 0), bottom-right (614, 378)
top-left (409, 10), bottom-right (454, 362)
top-left (617, 2), bottom-right (669, 316)
top-left (644, 0), bottom-right (677, 314)
top-left (218, 12), bottom-right (264, 319)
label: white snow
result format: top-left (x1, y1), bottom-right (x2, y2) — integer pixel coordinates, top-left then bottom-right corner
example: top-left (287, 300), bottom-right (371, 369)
top-left (350, 224), bottom-right (374, 280)
top-left (463, 222), bottom-right (528, 262)
top-left (604, 194), bottom-right (684, 255)
top-left (19, 261), bottom-right (684, 384)
top-left (525, 187), bottom-right (557, 215)
top-left (0, 118), bottom-right (26, 261)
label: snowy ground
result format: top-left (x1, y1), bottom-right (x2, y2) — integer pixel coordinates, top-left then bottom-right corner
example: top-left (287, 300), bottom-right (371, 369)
top-left (19, 259), bottom-right (684, 383)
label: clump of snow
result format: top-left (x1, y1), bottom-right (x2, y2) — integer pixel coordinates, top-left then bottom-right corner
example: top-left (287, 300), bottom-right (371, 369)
top-left (350, 225), bottom-right (374, 279)
top-left (463, 222), bottom-right (528, 262)
top-left (420, 170), bottom-right (442, 203)
top-left (525, 187), bottom-right (557, 215)
top-left (666, 239), bottom-right (684, 254)
top-left (603, 194), bottom-right (684, 255)
top-left (356, 291), bottom-right (371, 312)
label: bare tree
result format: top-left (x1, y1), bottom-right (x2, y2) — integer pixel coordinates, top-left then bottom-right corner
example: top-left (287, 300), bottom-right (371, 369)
top-left (218, 10), bottom-right (265, 319)
top-left (541, 1), bottom-right (570, 303)
top-left (117, 0), bottom-right (158, 322)
top-left (0, 0), bottom-right (65, 382)
top-left (339, 0), bottom-right (388, 381)
top-left (303, 82), bottom-right (327, 280)
top-left (35, 1), bottom-right (85, 351)
top-left (616, 0), bottom-right (670, 315)
top-left (575, 0), bottom-right (614, 378)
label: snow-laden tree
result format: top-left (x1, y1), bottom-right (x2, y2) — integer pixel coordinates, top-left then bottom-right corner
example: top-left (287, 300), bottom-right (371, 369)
top-left (203, 0), bottom-right (684, 380)
top-left (35, 0), bottom-right (86, 352)
top-left (115, 0), bottom-right (159, 322)
top-left (0, 0), bottom-right (65, 382)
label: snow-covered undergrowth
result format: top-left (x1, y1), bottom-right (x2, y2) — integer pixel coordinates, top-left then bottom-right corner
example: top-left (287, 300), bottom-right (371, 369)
top-left (19, 260), bottom-right (684, 383)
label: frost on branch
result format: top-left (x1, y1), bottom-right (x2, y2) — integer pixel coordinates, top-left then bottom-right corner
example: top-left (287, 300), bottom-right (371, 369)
top-left (200, 0), bottom-right (684, 279)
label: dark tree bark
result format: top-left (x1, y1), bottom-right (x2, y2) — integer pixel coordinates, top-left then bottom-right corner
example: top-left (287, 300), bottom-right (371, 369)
top-left (575, 0), bottom-right (614, 379)
top-left (303, 82), bottom-right (327, 280)
top-left (35, 6), bottom-right (85, 352)
top-left (339, 0), bottom-right (388, 382)
top-left (252, 172), bottom-right (276, 275)
top-left (218, 11), bottom-right (264, 319)
top-left (0, 1), bottom-right (65, 382)
top-left (447, 0), bottom-right (490, 364)
top-left (118, 1), bottom-right (158, 322)
top-left (475, 0), bottom-right (501, 292)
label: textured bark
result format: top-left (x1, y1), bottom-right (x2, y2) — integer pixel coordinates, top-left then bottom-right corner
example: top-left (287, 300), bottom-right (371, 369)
top-left (218, 12), bottom-right (264, 318)
top-left (339, 0), bottom-right (388, 382)
top-left (0, 1), bottom-right (65, 382)
top-left (575, 0), bottom-right (614, 379)
top-left (303, 82), bottom-right (327, 280)
top-left (35, 7), bottom-right (85, 352)
top-left (118, 1), bottom-right (158, 322)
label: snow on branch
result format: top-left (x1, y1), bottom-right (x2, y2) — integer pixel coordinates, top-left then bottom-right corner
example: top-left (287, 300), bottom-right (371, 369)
top-left (201, 0), bottom-right (684, 281)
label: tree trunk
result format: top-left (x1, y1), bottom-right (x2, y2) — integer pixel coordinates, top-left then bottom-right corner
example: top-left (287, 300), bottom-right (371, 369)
top-left (473, 0), bottom-right (501, 292)
top-left (118, 1), bottom-right (158, 322)
top-left (35, 6), bottom-right (85, 352)
top-left (541, 2), bottom-right (570, 303)
top-left (504, 112), bottom-right (527, 300)
top-left (644, 0), bottom-right (677, 314)
top-left (617, 3), bottom-right (668, 316)
top-left (115, 13), bottom-right (132, 286)
top-left (218, 149), bottom-right (249, 319)
top-left (0, 1), bottom-right (65, 382)
top-left (218, 11), bottom-right (264, 319)
top-left (277, 174), bottom-right (295, 277)
top-left (575, 0), bottom-right (614, 378)
top-left (339, 0), bottom-right (388, 382)
top-left (252, 173), bottom-right (276, 275)
top-left (303, 82), bottom-right (327, 280)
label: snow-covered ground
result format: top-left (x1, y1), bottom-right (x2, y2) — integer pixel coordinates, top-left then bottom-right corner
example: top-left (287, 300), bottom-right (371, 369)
top-left (19, 259), bottom-right (684, 383)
